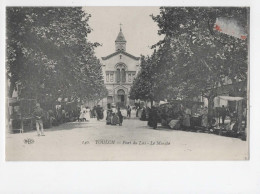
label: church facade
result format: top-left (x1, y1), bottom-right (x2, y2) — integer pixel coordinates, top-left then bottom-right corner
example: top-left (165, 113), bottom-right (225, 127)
top-left (101, 27), bottom-right (140, 108)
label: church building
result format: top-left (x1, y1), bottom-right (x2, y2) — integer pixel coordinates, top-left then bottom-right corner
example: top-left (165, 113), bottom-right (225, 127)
top-left (101, 26), bottom-right (140, 107)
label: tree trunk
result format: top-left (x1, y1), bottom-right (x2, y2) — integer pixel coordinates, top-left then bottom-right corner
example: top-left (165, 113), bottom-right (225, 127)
top-left (208, 95), bottom-right (215, 126)
top-left (8, 81), bottom-right (15, 98)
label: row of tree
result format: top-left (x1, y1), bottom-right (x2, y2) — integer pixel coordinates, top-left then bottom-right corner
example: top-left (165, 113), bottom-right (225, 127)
top-left (6, 7), bottom-right (107, 106)
top-left (130, 7), bottom-right (248, 120)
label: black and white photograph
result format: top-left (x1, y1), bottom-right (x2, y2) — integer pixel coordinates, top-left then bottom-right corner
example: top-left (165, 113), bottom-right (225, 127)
top-left (2, 0), bottom-right (260, 193)
top-left (5, 6), bottom-right (249, 161)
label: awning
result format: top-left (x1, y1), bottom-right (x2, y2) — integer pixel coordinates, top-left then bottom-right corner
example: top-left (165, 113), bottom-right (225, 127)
top-left (218, 96), bottom-right (244, 101)
top-left (159, 101), bottom-right (169, 105)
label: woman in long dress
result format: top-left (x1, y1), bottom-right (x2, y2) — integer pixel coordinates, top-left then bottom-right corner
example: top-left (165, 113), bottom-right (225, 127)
top-left (148, 106), bottom-right (158, 129)
top-left (182, 108), bottom-right (191, 129)
top-left (80, 106), bottom-right (90, 121)
top-left (140, 107), bottom-right (147, 121)
top-left (201, 107), bottom-right (208, 129)
top-left (117, 107), bottom-right (123, 126)
top-left (79, 108), bottom-right (86, 121)
top-left (111, 104), bottom-right (119, 125)
top-left (106, 108), bottom-right (112, 125)
top-left (85, 106), bottom-right (91, 121)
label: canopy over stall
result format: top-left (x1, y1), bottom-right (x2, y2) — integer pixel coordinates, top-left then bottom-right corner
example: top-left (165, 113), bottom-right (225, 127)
top-left (216, 96), bottom-right (246, 133)
top-left (8, 98), bottom-right (36, 133)
top-left (159, 101), bottom-right (169, 105)
top-left (218, 96), bottom-right (244, 101)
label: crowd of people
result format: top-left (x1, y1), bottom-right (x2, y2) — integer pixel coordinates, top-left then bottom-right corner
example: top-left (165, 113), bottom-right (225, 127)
top-left (30, 101), bottom-right (245, 140)
top-left (106, 103), bottom-right (123, 126)
top-left (142, 103), bottom-right (210, 131)
top-left (79, 105), bottom-right (104, 121)
top-left (136, 102), bottom-right (246, 140)
top-left (31, 102), bottom-right (132, 136)
top-left (31, 103), bottom-right (105, 136)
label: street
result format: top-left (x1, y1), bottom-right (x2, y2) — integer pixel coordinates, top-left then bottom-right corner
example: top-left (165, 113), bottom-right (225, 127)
top-left (6, 111), bottom-right (248, 161)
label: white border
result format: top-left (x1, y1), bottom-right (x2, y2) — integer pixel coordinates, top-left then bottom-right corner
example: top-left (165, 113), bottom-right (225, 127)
top-left (1, 0), bottom-right (260, 193)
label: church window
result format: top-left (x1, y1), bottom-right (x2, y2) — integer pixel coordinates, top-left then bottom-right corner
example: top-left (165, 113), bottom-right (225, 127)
top-left (121, 69), bottom-right (126, 83)
top-left (120, 55), bottom-right (122, 59)
top-left (106, 74), bottom-right (109, 82)
top-left (128, 73), bottom-right (132, 82)
top-left (116, 69), bottom-right (120, 83)
top-left (110, 73), bottom-right (114, 82)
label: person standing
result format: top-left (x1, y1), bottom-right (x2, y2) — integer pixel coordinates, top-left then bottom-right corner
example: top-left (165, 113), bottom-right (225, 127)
top-left (117, 107), bottom-right (123, 126)
top-left (136, 106), bottom-right (139, 117)
top-left (79, 107), bottom-right (86, 121)
top-left (61, 109), bottom-right (66, 123)
top-left (85, 106), bottom-right (91, 121)
top-left (149, 106), bottom-right (158, 129)
top-left (48, 109), bottom-right (55, 127)
top-left (96, 105), bottom-right (102, 121)
top-left (100, 107), bottom-right (104, 119)
top-left (33, 103), bottom-right (45, 136)
top-left (92, 106), bottom-right (97, 118)
top-left (127, 105), bottom-right (131, 118)
top-left (79, 106), bottom-right (90, 121)
top-left (106, 107), bottom-right (112, 125)
top-left (111, 104), bottom-right (119, 125)
top-left (220, 105), bottom-right (227, 125)
top-left (201, 106), bottom-right (208, 130)
top-left (182, 107), bottom-right (191, 130)
top-left (57, 106), bottom-right (62, 124)
top-left (140, 106), bottom-right (147, 121)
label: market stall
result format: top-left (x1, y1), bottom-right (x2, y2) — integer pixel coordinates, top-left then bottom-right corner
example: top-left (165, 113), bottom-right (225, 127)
top-left (213, 96), bottom-right (247, 139)
top-left (158, 100), bottom-right (204, 130)
top-left (8, 98), bottom-right (36, 133)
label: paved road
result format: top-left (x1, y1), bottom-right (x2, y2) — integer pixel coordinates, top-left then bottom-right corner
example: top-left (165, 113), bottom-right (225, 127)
top-left (6, 113), bottom-right (248, 161)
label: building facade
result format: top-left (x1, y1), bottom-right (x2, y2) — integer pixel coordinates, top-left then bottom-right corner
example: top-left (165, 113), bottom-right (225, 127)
top-left (101, 27), bottom-right (140, 107)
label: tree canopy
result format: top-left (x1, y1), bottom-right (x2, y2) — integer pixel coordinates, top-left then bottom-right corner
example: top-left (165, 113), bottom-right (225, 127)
top-left (131, 7), bottom-right (248, 104)
top-left (6, 7), bottom-right (107, 105)
top-left (130, 55), bottom-right (154, 102)
top-left (130, 7), bottom-right (248, 124)
top-left (151, 7), bottom-right (248, 99)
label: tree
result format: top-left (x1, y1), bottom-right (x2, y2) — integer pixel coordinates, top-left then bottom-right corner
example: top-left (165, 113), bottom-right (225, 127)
top-left (130, 45), bottom-right (187, 104)
top-left (151, 7), bottom-right (249, 122)
top-left (6, 7), bottom-right (107, 106)
top-left (130, 55), bottom-right (154, 104)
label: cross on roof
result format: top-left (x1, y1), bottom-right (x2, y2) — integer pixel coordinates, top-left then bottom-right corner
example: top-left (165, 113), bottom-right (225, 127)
top-left (120, 23), bottom-right (123, 31)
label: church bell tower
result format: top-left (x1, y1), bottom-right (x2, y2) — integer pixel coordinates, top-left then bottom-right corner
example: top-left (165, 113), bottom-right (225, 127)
top-left (115, 24), bottom-right (126, 51)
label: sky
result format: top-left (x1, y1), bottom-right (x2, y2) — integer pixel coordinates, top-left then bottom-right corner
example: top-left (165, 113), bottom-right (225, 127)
top-left (83, 7), bottom-right (163, 59)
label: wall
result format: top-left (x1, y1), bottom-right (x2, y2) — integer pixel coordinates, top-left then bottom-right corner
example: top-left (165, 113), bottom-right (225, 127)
top-left (101, 52), bottom-right (140, 108)
top-left (102, 53), bottom-right (139, 72)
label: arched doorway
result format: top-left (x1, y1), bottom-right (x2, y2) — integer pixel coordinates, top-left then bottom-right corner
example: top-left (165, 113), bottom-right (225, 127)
top-left (117, 89), bottom-right (125, 107)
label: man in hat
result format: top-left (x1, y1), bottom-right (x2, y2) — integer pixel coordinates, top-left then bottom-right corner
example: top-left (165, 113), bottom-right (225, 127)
top-left (33, 103), bottom-right (45, 136)
top-left (96, 105), bottom-right (102, 121)
top-left (127, 105), bottom-right (132, 118)
top-left (148, 105), bottom-right (159, 129)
